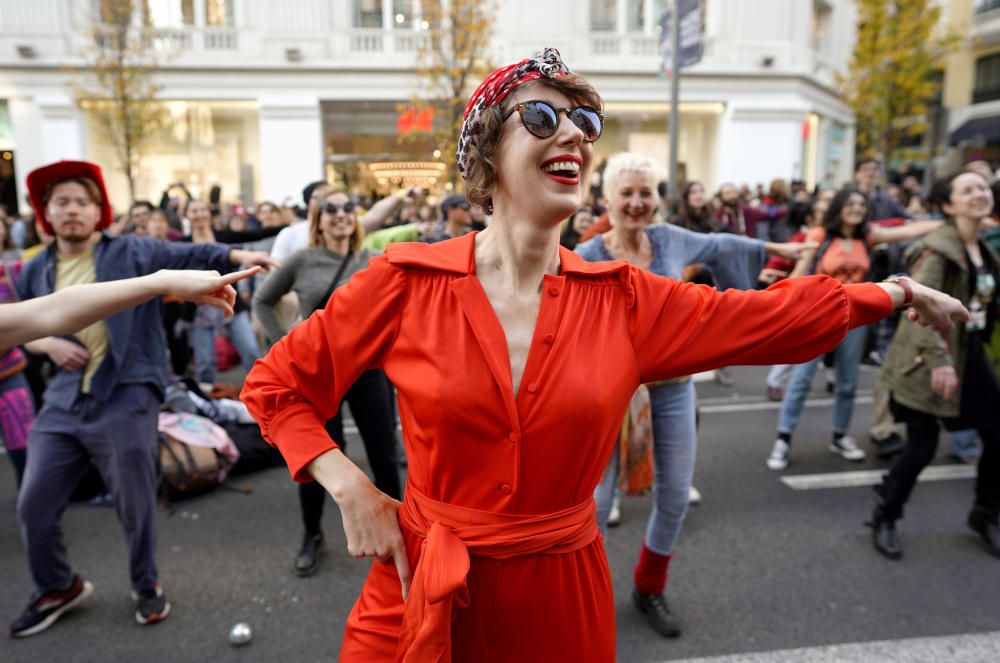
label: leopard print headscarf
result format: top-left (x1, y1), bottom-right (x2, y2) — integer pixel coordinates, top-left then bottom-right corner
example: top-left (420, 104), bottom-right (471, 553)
top-left (456, 47), bottom-right (571, 179)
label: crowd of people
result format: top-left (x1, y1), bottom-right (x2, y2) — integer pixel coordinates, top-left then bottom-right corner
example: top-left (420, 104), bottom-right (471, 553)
top-left (0, 46), bottom-right (996, 662)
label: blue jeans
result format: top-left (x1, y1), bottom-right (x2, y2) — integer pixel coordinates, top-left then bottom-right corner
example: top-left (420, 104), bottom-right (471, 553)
top-left (595, 379), bottom-right (697, 556)
top-left (766, 364), bottom-right (792, 389)
top-left (190, 312), bottom-right (261, 383)
top-left (777, 325), bottom-right (868, 436)
top-left (949, 430), bottom-right (981, 459)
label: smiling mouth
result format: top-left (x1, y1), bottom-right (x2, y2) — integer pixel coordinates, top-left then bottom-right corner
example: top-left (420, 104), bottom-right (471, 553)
top-left (540, 159), bottom-right (581, 186)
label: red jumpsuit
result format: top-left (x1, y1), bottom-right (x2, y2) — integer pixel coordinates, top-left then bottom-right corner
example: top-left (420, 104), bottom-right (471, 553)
top-left (242, 232), bottom-right (892, 662)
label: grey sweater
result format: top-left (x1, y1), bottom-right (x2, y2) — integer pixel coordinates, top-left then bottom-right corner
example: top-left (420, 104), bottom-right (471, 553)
top-left (253, 246), bottom-right (378, 342)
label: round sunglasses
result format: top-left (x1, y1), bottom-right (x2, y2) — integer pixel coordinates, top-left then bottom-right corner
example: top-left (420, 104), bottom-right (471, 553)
top-left (503, 100), bottom-right (605, 143)
top-left (322, 201), bottom-right (356, 215)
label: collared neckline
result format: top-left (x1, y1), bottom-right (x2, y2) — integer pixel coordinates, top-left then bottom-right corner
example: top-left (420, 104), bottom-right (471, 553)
top-left (386, 230), bottom-right (630, 277)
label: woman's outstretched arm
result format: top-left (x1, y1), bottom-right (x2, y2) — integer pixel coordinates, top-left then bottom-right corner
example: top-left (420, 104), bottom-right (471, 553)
top-left (629, 270), bottom-right (968, 383)
top-left (2, 267), bottom-right (258, 350)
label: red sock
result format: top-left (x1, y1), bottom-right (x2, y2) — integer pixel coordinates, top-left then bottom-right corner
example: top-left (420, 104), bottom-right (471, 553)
top-left (633, 544), bottom-right (672, 596)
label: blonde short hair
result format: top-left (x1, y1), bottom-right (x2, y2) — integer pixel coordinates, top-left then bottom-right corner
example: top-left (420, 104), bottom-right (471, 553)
top-left (602, 152), bottom-right (663, 199)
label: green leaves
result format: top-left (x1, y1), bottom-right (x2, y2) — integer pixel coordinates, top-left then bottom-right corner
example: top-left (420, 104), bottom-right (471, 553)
top-left (402, 0), bottom-right (497, 187)
top-left (841, 0), bottom-right (959, 159)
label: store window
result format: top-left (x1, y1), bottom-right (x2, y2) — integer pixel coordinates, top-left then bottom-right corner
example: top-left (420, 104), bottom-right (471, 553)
top-left (85, 100), bottom-right (261, 208)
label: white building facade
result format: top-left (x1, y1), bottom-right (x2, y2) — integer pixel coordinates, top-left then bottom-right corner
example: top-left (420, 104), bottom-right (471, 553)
top-left (0, 0), bottom-right (857, 212)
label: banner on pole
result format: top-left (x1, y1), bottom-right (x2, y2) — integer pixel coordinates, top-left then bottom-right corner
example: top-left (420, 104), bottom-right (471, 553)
top-left (659, 0), bottom-right (704, 78)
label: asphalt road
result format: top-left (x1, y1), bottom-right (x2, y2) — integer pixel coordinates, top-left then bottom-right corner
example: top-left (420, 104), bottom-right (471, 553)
top-left (1, 365), bottom-right (998, 662)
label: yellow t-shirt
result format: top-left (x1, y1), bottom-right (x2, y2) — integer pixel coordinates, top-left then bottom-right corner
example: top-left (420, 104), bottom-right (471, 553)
top-left (56, 249), bottom-right (109, 393)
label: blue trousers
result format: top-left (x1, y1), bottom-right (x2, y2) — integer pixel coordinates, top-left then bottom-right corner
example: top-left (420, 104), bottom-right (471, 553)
top-left (595, 380), bottom-right (697, 556)
top-left (777, 325), bottom-right (868, 436)
top-left (190, 312), bottom-right (261, 384)
top-left (17, 384), bottom-right (161, 593)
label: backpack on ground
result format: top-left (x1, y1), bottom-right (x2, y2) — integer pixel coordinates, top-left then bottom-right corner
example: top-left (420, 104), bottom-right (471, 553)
top-left (158, 432), bottom-right (225, 501)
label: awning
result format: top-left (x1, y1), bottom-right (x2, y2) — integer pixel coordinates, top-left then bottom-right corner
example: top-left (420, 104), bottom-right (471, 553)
top-left (948, 115), bottom-right (1000, 145)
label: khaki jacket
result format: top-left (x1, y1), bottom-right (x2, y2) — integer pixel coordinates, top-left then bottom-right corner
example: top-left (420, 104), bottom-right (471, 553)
top-left (883, 224), bottom-right (1000, 418)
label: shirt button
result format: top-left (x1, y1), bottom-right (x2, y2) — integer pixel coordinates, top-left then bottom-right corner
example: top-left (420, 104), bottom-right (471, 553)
top-left (548, 286), bottom-right (561, 296)
top-left (543, 333), bottom-right (555, 344)
top-left (506, 432), bottom-right (519, 443)
top-left (527, 382), bottom-right (538, 393)
top-left (497, 482), bottom-right (512, 495)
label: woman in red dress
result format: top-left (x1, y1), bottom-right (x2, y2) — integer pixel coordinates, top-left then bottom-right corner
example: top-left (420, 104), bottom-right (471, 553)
top-left (241, 49), bottom-right (967, 662)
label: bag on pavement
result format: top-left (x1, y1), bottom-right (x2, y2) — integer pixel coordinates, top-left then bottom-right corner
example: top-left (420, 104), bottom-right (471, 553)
top-left (157, 411), bottom-right (241, 500)
top-left (159, 433), bottom-right (224, 500)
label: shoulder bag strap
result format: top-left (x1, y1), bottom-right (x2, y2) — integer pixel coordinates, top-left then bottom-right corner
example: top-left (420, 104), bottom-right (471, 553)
top-left (313, 251), bottom-right (354, 313)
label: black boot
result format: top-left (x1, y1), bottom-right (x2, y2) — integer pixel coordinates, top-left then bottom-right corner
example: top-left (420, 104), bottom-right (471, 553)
top-left (866, 506), bottom-right (902, 560)
top-left (967, 506), bottom-right (1000, 559)
top-left (294, 532), bottom-right (324, 576)
top-left (632, 588), bottom-right (681, 638)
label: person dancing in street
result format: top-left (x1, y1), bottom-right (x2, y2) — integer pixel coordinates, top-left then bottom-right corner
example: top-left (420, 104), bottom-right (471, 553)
top-left (253, 189), bottom-right (402, 577)
top-left (242, 49), bottom-right (966, 661)
top-left (9, 160), bottom-right (274, 638)
top-left (576, 151), bottom-right (814, 637)
top-left (869, 170), bottom-right (1000, 560)
top-left (766, 188), bottom-right (942, 471)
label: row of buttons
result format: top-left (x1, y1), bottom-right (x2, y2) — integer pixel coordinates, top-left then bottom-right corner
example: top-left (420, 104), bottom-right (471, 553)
top-left (495, 283), bottom-right (560, 496)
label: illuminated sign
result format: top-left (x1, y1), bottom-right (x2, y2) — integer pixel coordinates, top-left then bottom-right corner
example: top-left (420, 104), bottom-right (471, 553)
top-left (397, 106), bottom-right (435, 134)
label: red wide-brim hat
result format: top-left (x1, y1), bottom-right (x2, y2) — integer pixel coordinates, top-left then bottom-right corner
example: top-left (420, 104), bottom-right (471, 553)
top-left (26, 160), bottom-right (114, 236)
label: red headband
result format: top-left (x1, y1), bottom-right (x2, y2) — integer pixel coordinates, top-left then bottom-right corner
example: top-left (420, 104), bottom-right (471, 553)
top-left (457, 48), bottom-right (570, 178)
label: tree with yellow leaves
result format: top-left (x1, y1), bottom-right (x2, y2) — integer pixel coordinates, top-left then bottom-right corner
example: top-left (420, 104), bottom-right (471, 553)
top-left (74, 0), bottom-right (168, 200)
top-left (841, 0), bottom-right (958, 161)
top-left (401, 0), bottom-right (495, 189)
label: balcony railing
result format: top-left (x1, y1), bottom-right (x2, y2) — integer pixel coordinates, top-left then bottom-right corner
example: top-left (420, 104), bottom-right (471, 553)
top-left (348, 29), bottom-right (427, 55)
top-left (93, 26), bottom-right (238, 52)
top-left (589, 34), bottom-right (659, 58)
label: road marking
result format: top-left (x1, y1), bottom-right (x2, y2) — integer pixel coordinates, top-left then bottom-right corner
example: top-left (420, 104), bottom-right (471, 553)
top-left (698, 389), bottom-right (872, 407)
top-left (781, 464), bottom-right (976, 490)
top-left (658, 630), bottom-right (1000, 663)
top-left (701, 395), bottom-right (872, 414)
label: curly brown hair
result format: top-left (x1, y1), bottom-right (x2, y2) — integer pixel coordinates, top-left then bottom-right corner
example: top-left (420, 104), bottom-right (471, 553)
top-left (463, 74), bottom-right (604, 213)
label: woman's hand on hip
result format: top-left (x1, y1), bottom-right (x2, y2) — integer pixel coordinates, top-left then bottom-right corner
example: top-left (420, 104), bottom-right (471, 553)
top-left (309, 449), bottom-right (412, 601)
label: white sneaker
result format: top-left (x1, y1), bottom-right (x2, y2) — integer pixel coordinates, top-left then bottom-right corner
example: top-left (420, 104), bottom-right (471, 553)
top-left (830, 435), bottom-right (866, 462)
top-left (767, 439), bottom-right (790, 471)
top-left (608, 493), bottom-right (622, 528)
top-left (688, 486), bottom-right (702, 504)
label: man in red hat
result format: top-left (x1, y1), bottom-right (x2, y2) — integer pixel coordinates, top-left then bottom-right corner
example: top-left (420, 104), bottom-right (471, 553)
top-left (9, 160), bottom-right (275, 638)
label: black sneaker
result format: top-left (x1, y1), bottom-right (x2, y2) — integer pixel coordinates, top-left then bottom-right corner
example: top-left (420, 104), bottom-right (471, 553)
top-left (9, 575), bottom-right (94, 638)
top-left (632, 588), bottom-right (682, 638)
top-left (294, 532), bottom-right (324, 577)
top-left (131, 584), bottom-right (170, 625)
top-left (967, 507), bottom-right (1000, 559)
top-left (871, 433), bottom-right (905, 459)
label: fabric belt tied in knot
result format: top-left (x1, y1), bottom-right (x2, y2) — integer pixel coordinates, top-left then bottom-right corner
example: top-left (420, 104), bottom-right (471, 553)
top-left (395, 486), bottom-right (598, 662)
